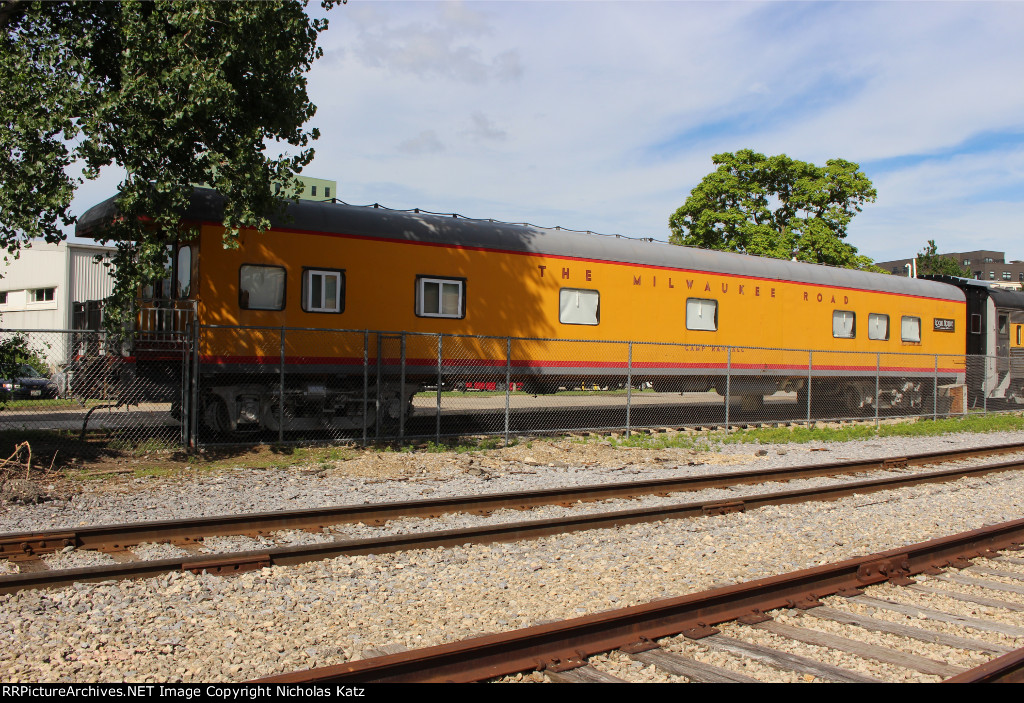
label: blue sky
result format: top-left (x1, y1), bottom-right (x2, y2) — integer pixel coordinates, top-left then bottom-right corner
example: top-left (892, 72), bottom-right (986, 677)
top-left (70, 0), bottom-right (1024, 264)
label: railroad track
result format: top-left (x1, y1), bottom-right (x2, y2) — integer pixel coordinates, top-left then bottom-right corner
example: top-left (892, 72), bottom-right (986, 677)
top-left (3, 441), bottom-right (1024, 595)
top-left (258, 519), bottom-right (1024, 683)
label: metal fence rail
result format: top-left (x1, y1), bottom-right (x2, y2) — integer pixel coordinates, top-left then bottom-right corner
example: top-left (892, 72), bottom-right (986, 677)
top-left (0, 325), bottom-right (1015, 458)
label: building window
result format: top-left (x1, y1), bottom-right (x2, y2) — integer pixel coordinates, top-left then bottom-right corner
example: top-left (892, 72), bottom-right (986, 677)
top-left (31, 288), bottom-right (55, 303)
top-left (239, 265), bottom-right (286, 310)
top-left (833, 310), bottom-right (855, 339)
top-left (901, 316), bottom-right (922, 343)
top-left (324, 187), bottom-right (331, 198)
top-left (989, 271), bottom-right (996, 280)
top-left (868, 313), bottom-right (889, 340)
top-left (416, 276), bottom-right (465, 318)
top-left (963, 259), bottom-right (971, 265)
top-left (0, 292), bottom-right (7, 305)
top-left (558, 288), bottom-right (599, 325)
top-left (1003, 271), bottom-right (1012, 280)
top-left (311, 185), bottom-right (317, 197)
top-left (685, 298), bottom-right (718, 331)
top-left (302, 269), bottom-right (344, 313)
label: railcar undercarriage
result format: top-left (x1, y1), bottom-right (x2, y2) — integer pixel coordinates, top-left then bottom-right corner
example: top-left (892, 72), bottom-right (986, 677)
top-left (200, 380), bottom-right (420, 435)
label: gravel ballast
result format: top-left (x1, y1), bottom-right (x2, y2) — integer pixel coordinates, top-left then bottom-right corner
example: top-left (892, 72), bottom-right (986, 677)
top-left (1, 430), bottom-right (1024, 682)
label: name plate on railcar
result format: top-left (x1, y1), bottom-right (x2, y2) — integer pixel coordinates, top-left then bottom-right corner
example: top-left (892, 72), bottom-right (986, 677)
top-left (933, 318), bottom-right (956, 332)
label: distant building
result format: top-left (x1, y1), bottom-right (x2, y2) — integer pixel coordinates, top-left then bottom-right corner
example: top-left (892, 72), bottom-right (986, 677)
top-left (273, 176), bottom-right (338, 201)
top-left (0, 242), bottom-right (117, 369)
top-left (876, 249), bottom-right (1024, 291)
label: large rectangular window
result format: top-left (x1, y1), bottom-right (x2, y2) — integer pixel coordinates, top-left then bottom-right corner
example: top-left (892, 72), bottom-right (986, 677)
top-left (416, 276), bottom-right (465, 318)
top-left (303, 268), bottom-right (344, 313)
top-left (239, 265), bottom-right (286, 310)
top-left (901, 316), bottom-right (922, 342)
top-left (686, 298), bottom-right (718, 331)
top-left (868, 313), bottom-right (889, 340)
top-left (559, 288), bottom-right (599, 325)
top-left (833, 310), bottom-right (855, 338)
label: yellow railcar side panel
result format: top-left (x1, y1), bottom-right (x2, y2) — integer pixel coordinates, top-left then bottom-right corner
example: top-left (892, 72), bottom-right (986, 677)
top-left (195, 224), bottom-right (965, 372)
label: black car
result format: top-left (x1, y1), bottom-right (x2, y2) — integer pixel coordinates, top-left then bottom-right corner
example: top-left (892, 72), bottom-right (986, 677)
top-left (1, 364), bottom-right (59, 400)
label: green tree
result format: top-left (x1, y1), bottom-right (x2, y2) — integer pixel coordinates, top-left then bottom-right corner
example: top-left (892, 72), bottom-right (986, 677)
top-left (915, 240), bottom-right (972, 277)
top-left (0, 0), bottom-right (333, 327)
top-left (669, 149), bottom-right (880, 270)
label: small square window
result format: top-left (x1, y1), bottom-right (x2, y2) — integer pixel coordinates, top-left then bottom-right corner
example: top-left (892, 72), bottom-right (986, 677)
top-left (416, 276), bottom-right (464, 318)
top-left (239, 265), bottom-right (286, 310)
top-left (868, 313), bottom-right (889, 340)
top-left (303, 269), bottom-right (344, 313)
top-left (686, 298), bottom-right (718, 331)
top-left (558, 288), bottom-right (599, 325)
top-left (833, 310), bottom-right (855, 339)
top-left (901, 316), bottom-right (922, 342)
top-left (0, 292), bottom-right (7, 305)
top-left (31, 288), bottom-right (55, 303)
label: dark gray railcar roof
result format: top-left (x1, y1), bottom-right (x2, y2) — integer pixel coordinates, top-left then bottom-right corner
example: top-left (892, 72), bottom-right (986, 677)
top-left (921, 275), bottom-right (1024, 309)
top-left (77, 188), bottom-right (964, 302)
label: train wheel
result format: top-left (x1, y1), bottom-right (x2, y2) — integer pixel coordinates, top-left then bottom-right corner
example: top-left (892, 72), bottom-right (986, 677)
top-left (202, 396), bottom-right (234, 440)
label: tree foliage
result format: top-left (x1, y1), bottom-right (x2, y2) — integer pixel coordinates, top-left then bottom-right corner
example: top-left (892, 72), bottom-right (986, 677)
top-left (915, 240), bottom-right (972, 278)
top-left (669, 149), bottom-right (879, 270)
top-left (0, 0), bottom-right (332, 328)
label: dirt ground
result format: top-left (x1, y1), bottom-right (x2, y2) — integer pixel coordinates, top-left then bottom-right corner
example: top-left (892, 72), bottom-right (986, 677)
top-left (2, 430), bottom-right (763, 496)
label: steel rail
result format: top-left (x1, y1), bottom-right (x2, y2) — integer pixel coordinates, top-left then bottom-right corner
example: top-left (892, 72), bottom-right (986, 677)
top-left (4, 441), bottom-right (1024, 560)
top-left (255, 518), bottom-right (1024, 684)
top-left (945, 648), bottom-right (1024, 683)
top-left (3, 452), bottom-right (1024, 595)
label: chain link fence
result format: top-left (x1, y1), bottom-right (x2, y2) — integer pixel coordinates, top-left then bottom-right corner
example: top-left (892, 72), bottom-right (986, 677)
top-left (0, 325), bottom-right (1020, 460)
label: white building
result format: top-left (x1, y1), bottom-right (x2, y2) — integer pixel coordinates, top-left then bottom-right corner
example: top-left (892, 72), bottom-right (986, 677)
top-left (0, 242), bottom-right (117, 368)
top-left (0, 241), bottom-right (117, 330)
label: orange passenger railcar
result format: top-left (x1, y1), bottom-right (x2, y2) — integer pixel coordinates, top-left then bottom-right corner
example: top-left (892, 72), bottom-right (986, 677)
top-left (79, 189), bottom-right (969, 434)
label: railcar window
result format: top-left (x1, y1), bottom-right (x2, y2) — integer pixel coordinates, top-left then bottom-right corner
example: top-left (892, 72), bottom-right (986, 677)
top-left (416, 276), bottom-right (465, 318)
top-left (239, 265), bottom-right (286, 310)
top-left (175, 245), bottom-right (192, 298)
top-left (832, 310), bottom-right (855, 339)
top-left (999, 314), bottom-right (1008, 334)
top-left (303, 269), bottom-right (344, 313)
top-left (686, 298), bottom-right (718, 331)
top-left (558, 288), bottom-right (600, 325)
top-left (901, 316), bottom-right (922, 343)
top-left (868, 313), bottom-right (889, 340)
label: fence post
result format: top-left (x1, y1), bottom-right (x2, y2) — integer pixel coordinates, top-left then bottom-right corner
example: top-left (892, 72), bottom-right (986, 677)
top-left (190, 321), bottom-right (200, 449)
top-left (399, 334), bottom-right (407, 440)
top-left (505, 337), bottom-right (512, 446)
top-left (362, 331), bottom-right (368, 445)
top-left (626, 341), bottom-right (633, 438)
top-left (807, 351), bottom-right (813, 424)
top-left (874, 352), bottom-right (880, 430)
top-left (984, 354), bottom-right (989, 416)
top-left (933, 355), bottom-right (938, 421)
top-left (725, 347), bottom-right (731, 430)
top-left (279, 327), bottom-right (285, 443)
top-left (436, 335), bottom-right (442, 444)
top-left (375, 334), bottom-right (382, 441)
